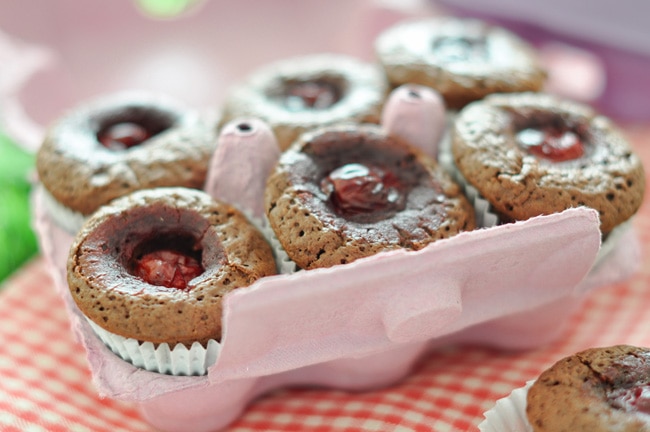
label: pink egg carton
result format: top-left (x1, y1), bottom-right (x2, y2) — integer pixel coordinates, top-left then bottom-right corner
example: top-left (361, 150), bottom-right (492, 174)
top-left (33, 85), bottom-right (641, 432)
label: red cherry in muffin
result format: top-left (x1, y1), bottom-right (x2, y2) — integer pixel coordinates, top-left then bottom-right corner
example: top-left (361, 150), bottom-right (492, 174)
top-left (284, 80), bottom-right (340, 111)
top-left (608, 384), bottom-right (650, 414)
top-left (320, 163), bottom-right (404, 216)
top-left (98, 122), bottom-right (152, 150)
top-left (603, 354), bottom-right (650, 415)
top-left (516, 126), bottom-right (585, 162)
top-left (133, 250), bottom-right (203, 290)
top-left (129, 233), bottom-right (204, 290)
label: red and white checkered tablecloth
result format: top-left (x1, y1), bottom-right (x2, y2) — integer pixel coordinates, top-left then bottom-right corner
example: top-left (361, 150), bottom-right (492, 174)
top-left (1, 127), bottom-right (649, 432)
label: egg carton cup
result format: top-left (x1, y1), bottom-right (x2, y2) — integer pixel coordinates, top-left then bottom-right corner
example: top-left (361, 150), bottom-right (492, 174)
top-left (32, 85), bottom-right (642, 432)
top-left (32, 185), bottom-right (292, 378)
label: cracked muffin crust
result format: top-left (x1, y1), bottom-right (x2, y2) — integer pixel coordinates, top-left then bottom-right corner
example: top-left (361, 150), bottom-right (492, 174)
top-left (265, 124), bottom-right (475, 270)
top-left (36, 91), bottom-right (217, 225)
top-left (451, 92), bottom-right (645, 234)
top-left (526, 345), bottom-right (650, 432)
top-left (375, 17), bottom-right (546, 109)
top-left (67, 187), bottom-right (276, 347)
top-left (220, 53), bottom-right (389, 150)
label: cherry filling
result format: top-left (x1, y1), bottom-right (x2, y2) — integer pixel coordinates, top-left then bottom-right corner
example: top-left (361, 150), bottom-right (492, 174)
top-left (129, 234), bottom-right (204, 290)
top-left (98, 122), bottom-right (152, 150)
top-left (608, 384), bottom-right (650, 415)
top-left (320, 163), bottom-right (404, 216)
top-left (432, 36), bottom-right (487, 62)
top-left (283, 80), bottom-right (340, 111)
top-left (516, 126), bottom-right (585, 162)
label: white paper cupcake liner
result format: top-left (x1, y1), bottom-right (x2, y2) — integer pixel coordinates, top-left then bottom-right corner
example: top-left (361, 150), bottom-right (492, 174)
top-left (478, 380), bottom-right (534, 432)
top-left (39, 185), bottom-right (87, 235)
top-left (245, 212), bottom-right (298, 275)
top-left (86, 318), bottom-right (221, 376)
top-left (255, 217), bottom-right (298, 275)
top-left (438, 127), bottom-right (499, 229)
top-left (593, 219), bottom-right (631, 268)
top-left (461, 182), bottom-right (500, 228)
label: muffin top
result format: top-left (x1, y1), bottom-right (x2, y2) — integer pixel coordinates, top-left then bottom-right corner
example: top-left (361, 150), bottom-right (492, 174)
top-left (452, 92), bottom-right (645, 233)
top-left (67, 187), bottom-right (277, 346)
top-left (265, 123), bottom-right (475, 269)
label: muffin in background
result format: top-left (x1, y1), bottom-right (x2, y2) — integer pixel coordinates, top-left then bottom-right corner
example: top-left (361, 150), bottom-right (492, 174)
top-left (220, 53), bottom-right (389, 151)
top-left (375, 17), bottom-right (547, 109)
top-left (36, 91), bottom-right (218, 234)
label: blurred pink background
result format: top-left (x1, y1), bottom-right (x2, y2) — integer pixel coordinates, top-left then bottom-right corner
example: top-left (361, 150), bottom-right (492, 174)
top-left (0, 0), bottom-right (437, 151)
top-left (1, 0), bottom-right (648, 153)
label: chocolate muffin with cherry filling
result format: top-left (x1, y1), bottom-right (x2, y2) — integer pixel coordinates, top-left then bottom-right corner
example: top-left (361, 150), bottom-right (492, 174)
top-left (527, 345), bottom-right (650, 432)
top-left (375, 17), bottom-right (546, 109)
top-left (67, 187), bottom-right (276, 347)
top-left (36, 91), bottom-right (217, 233)
top-left (451, 92), bottom-right (645, 234)
top-left (265, 124), bottom-right (475, 270)
top-left (220, 53), bottom-right (389, 150)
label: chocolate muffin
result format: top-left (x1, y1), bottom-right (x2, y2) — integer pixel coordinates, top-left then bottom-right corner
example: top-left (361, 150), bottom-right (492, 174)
top-left (265, 124), bottom-right (475, 270)
top-left (451, 92), bottom-right (645, 234)
top-left (36, 91), bottom-right (217, 234)
top-left (527, 345), bottom-right (650, 432)
top-left (67, 187), bottom-right (276, 349)
top-left (220, 53), bottom-right (389, 150)
top-left (375, 17), bottom-right (546, 109)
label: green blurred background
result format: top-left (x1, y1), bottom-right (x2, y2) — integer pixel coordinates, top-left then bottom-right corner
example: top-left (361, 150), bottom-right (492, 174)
top-left (0, 133), bottom-right (38, 284)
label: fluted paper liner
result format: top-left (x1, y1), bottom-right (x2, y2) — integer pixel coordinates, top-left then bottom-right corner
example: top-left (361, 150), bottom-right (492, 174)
top-left (85, 318), bottom-right (221, 376)
top-left (478, 381), bottom-right (534, 432)
top-left (40, 186), bottom-right (87, 235)
top-left (438, 120), bottom-right (500, 229)
top-left (248, 213), bottom-right (297, 275)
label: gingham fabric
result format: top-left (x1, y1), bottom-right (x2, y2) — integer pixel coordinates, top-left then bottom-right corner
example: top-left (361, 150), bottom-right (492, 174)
top-left (1, 127), bottom-right (649, 432)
